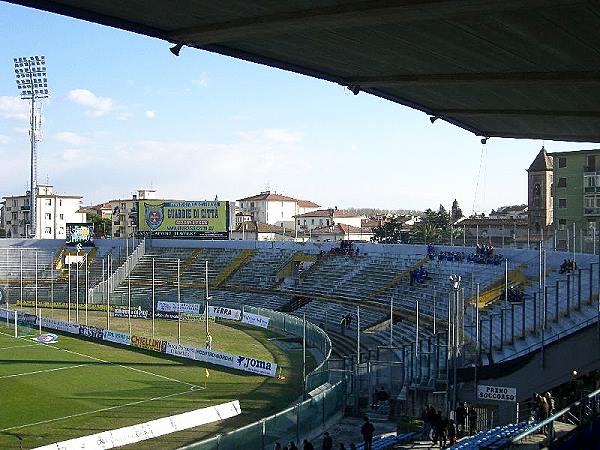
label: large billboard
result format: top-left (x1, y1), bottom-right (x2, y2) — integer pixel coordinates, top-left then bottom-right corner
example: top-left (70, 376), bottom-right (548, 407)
top-left (138, 200), bottom-right (229, 239)
top-left (66, 223), bottom-right (94, 246)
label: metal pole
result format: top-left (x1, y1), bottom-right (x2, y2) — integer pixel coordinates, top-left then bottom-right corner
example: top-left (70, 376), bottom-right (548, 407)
top-left (357, 304), bottom-right (361, 406)
top-left (573, 222), bottom-right (576, 262)
top-left (389, 296), bottom-right (393, 347)
top-left (415, 299), bottom-right (419, 358)
top-left (34, 251), bottom-right (38, 317)
top-left (505, 258), bottom-right (508, 307)
top-left (303, 312), bottom-right (306, 397)
top-left (128, 263), bottom-right (131, 335)
top-left (205, 260), bottom-right (209, 337)
top-left (50, 262), bottom-right (53, 317)
top-left (152, 257), bottom-right (155, 339)
top-left (107, 256), bottom-right (111, 330)
top-left (68, 262), bottom-right (71, 322)
top-left (177, 258), bottom-right (181, 344)
top-left (19, 250), bottom-right (22, 310)
top-left (76, 250), bottom-right (79, 322)
top-left (85, 253), bottom-right (88, 325)
top-left (476, 284), bottom-right (480, 345)
top-left (433, 289), bottom-right (437, 334)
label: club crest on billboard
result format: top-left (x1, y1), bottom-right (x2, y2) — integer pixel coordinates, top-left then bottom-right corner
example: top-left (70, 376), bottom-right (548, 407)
top-left (144, 202), bottom-right (165, 230)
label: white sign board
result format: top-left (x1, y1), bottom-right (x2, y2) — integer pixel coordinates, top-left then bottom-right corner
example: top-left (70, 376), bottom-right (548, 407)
top-left (32, 400), bottom-right (241, 450)
top-left (156, 301), bottom-right (201, 314)
top-left (241, 312), bottom-right (270, 329)
top-left (208, 305), bottom-right (241, 321)
top-left (477, 385), bottom-right (517, 402)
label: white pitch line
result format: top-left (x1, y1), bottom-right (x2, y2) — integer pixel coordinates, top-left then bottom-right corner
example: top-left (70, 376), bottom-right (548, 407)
top-left (0, 363), bottom-right (90, 379)
top-left (0, 388), bottom-right (200, 433)
top-left (0, 343), bottom-right (39, 350)
top-left (47, 345), bottom-right (202, 390)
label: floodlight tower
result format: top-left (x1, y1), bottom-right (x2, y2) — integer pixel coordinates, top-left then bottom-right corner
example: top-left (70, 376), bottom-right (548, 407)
top-left (13, 56), bottom-right (48, 238)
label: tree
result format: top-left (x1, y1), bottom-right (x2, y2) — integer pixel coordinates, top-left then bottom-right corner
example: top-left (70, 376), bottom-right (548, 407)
top-left (371, 218), bottom-right (404, 244)
top-left (451, 199), bottom-right (463, 222)
top-left (89, 214), bottom-right (112, 238)
top-left (411, 221), bottom-right (441, 244)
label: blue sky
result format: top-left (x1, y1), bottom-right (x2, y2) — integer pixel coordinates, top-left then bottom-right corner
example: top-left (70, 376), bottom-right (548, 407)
top-left (0, 3), bottom-right (597, 213)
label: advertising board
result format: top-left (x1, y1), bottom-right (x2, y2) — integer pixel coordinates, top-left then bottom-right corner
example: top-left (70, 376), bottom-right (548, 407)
top-left (66, 223), bottom-right (94, 246)
top-left (208, 305), bottom-right (241, 321)
top-left (131, 335), bottom-right (166, 352)
top-left (156, 301), bottom-right (201, 315)
top-left (241, 312), bottom-right (270, 329)
top-left (138, 200), bottom-right (229, 239)
top-left (102, 329), bottom-right (131, 346)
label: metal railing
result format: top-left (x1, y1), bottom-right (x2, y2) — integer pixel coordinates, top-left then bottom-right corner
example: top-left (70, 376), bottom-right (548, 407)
top-left (89, 240), bottom-right (146, 303)
top-left (182, 305), bottom-right (346, 450)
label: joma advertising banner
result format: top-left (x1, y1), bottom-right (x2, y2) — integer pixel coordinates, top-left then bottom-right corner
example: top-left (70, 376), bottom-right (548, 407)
top-left (208, 305), bottom-right (241, 321)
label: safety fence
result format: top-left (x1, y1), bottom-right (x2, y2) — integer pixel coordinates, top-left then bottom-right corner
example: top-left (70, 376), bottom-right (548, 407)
top-left (182, 306), bottom-right (348, 450)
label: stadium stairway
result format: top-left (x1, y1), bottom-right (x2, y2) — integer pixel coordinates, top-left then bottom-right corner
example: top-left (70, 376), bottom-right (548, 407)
top-left (213, 249), bottom-right (255, 287)
top-left (367, 256), bottom-right (429, 301)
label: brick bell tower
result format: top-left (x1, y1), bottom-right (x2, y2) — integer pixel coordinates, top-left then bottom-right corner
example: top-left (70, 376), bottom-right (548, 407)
top-left (527, 146), bottom-right (553, 239)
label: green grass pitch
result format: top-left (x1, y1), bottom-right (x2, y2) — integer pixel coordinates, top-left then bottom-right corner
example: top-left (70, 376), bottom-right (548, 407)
top-left (0, 311), bottom-right (310, 450)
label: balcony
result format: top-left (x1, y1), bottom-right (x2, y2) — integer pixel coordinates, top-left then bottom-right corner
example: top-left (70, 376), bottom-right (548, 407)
top-left (20, 205), bottom-right (30, 211)
top-left (584, 207), bottom-right (600, 216)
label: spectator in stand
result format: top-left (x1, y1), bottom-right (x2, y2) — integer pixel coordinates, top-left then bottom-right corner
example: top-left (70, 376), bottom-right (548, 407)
top-left (468, 406), bottom-right (478, 435)
top-left (303, 439), bottom-right (314, 450)
top-left (361, 416), bottom-right (375, 450)
top-left (421, 405), bottom-right (431, 439)
top-left (338, 444), bottom-right (346, 450)
top-left (321, 432), bottom-right (333, 450)
top-left (447, 419), bottom-right (457, 446)
top-left (289, 442), bottom-right (298, 450)
top-left (275, 443), bottom-right (282, 450)
top-left (455, 402), bottom-right (467, 435)
top-left (349, 445), bottom-right (357, 450)
top-left (427, 406), bottom-right (437, 440)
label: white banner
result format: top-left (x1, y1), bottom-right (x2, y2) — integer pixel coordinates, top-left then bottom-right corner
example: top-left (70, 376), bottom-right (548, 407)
top-left (102, 329), bottom-right (131, 346)
top-left (241, 312), bottom-right (270, 329)
top-left (156, 301), bottom-right (201, 314)
top-left (208, 305), bottom-right (241, 321)
top-left (32, 400), bottom-right (242, 450)
top-left (477, 385), bottom-right (517, 402)
top-left (41, 317), bottom-right (80, 334)
top-left (165, 342), bottom-right (195, 360)
top-left (193, 347), bottom-right (277, 377)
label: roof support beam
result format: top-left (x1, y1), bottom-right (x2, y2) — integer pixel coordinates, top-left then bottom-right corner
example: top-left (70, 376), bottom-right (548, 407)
top-left (344, 71), bottom-right (600, 88)
top-left (436, 109), bottom-right (600, 118)
top-left (168, 0), bottom-right (581, 44)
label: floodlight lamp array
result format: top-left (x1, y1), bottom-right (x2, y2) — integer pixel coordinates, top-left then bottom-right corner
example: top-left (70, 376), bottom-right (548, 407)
top-left (13, 56), bottom-right (48, 98)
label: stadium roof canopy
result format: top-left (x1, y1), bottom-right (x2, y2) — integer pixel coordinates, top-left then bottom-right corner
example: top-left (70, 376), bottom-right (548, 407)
top-left (9, 0), bottom-right (600, 142)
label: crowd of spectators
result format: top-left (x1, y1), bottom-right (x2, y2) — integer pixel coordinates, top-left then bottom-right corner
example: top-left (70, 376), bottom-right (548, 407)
top-left (559, 259), bottom-right (577, 274)
top-left (409, 265), bottom-right (429, 285)
top-left (421, 403), bottom-right (479, 447)
top-left (427, 244), bottom-right (504, 265)
top-left (505, 285), bottom-right (525, 303)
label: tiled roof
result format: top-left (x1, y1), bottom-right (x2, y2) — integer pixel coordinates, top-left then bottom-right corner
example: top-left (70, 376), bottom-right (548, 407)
top-left (234, 220), bottom-right (287, 234)
top-left (237, 191), bottom-right (297, 202)
top-left (458, 218), bottom-right (528, 226)
top-left (527, 146), bottom-right (553, 172)
top-left (294, 209), bottom-right (362, 218)
top-left (297, 199), bottom-right (320, 208)
top-left (311, 223), bottom-right (373, 234)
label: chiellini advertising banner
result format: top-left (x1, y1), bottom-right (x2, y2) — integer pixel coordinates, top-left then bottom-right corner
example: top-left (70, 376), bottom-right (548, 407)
top-left (138, 200), bottom-right (229, 239)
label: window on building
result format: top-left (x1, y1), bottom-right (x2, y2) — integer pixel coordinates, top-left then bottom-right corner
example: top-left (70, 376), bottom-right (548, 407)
top-left (558, 198), bottom-right (567, 208)
top-left (250, 202), bottom-right (254, 208)
top-left (297, 220), bottom-right (300, 225)
top-left (59, 214), bottom-right (64, 220)
top-left (587, 155), bottom-right (596, 171)
top-left (311, 219), bottom-right (315, 225)
top-left (44, 213), bottom-right (51, 220)
top-left (558, 157), bottom-right (567, 168)
top-left (12, 200), bottom-right (17, 207)
top-left (557, 178), bottom-right (567, 188)
top-left (326, 219), bottom-right (330, 226)
top-left (45, 199), bottom-right (51, 206)
top-left (558, 219), bottom-right (567, 231)
top-left (44, 227), bottom-right (51, 234)
top-left (319, 219), bottom-right (323, 225)
top-left (59, 199), bottom-right (62, 206)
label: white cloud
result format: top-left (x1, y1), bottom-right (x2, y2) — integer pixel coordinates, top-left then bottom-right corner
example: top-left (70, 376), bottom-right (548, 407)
top-left (13, 127), bottom-right (29, 135)
top-left (239, 128), bottom-right (303, 144)
top-left (0, 96), bottom-right (29, 120)
top-left (0, 134), bottom-right (10, 145)
top-left (67, 89), bottom-right (114, 117)
top-left (145, 110), bottom-right (155, 119)
top-left (116, 111), bottom-right (134, 121)
top-left (54, 131), bottom-right (90, 146)
top-left (192, 72), bottom-right (209, 87)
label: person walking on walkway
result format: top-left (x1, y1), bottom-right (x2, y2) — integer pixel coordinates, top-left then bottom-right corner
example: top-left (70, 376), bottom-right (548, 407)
top-left (361, 416), bottom-right (375, 450)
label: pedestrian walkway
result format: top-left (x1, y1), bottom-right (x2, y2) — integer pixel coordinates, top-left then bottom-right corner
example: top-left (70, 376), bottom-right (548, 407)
top-left (312, 415), bottom-right (398, 449)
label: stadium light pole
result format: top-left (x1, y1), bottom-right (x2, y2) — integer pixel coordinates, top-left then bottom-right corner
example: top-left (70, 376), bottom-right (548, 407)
top-left (177, 258), bottom-right (181, 344)
top-left (205, 260), bottom-right (211, 339)
top-left (13, 56), bottom-right (48, 239)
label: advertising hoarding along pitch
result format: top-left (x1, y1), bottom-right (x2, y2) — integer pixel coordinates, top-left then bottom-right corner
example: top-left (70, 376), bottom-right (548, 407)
top-left (138, 200), bottom-right (229, 239)
top-left (208, 306), bottom-right (241, 321)
top-left (131, 335), bottom-right (166, 352)
top-left (156, 301), bottom-right (201, 315)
